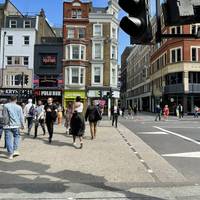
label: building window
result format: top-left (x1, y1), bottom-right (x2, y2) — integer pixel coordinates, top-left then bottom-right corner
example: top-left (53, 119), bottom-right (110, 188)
top-left (189, 72), bottom-right (200, 83)
top-left (78, 28), bottom-right (85, 39)
top-left (7, 36), bottom-right (13, 45)
top-left (7, 57), bottom-right (12, 65)
top-left (71, 68), bottom-right (79, 84)
top-left (170, 47), bottom-right (182, 63)
top-left (9, 20), bottom-right (17, 28)
top-left (93, 24), bottom-right (102, 36)
top-left (65, 67), bottom-right (85, 85)
top-left (94, 43), bottom-right (102, 59)
top-left (72, 45), bottom-right (80, 59)
top-left (112, 68), bottom-right (117, 85)
top-left (191, 47), bottom-right (200, 62)
top-left (112, 27), bottom-right (117, 39)
top-left (111, 45), bottom-right (117, 59)
top-left (80, 68), bottom-right (84, 84)
top-left (170, 26), bottom-right (182, 34)
top-left (24, 57), bottom-right (29, 66)
top-left (24, 20), bottom-right (31, 28)
top-left (165, 72), bottom-right (183, 85)
top-left (93, 66), bottom-right (101, 84)
top-left (24, 36), bottom-right (30, 45)
top-left (14, 57), bottom-right (20, 65)
top-left (67, 28), bottom-right (75, 39)
top-left (66, 44), bottom-right (86, 60)
top-left (72, 9), bottom-right (82, 18)
top-left (191, 24), bottom-right (200, 34)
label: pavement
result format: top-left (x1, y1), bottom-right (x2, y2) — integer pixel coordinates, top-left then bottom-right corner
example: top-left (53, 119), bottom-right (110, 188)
top-left (0, 119), bottom-right (200, 199)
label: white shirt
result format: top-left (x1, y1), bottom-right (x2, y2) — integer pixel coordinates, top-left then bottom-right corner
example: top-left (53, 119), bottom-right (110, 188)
top-left (75, 102), bottom-right (83, 113)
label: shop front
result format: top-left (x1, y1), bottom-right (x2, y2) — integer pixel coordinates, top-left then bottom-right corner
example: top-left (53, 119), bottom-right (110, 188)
top-left (34, 89), bottom-right (63, 105)
top-left (64, 90), bottom-right (86, 109)
top-left (0, 88), bottom-right (33, 103)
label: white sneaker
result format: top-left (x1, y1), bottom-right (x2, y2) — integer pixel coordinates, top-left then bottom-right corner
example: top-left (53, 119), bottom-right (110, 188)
top-left (13, 151), bottom-right (20, 157)
top-left (8, 154), bottom-right (13, 160)
top-left (73, 143), bottom-right (76, 147)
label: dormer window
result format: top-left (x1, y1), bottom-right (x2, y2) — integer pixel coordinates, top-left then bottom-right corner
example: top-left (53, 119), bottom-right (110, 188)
top-left (24, 20), bottom-right (31, 28)
top-left (9, 20), bottom-right (17, 28)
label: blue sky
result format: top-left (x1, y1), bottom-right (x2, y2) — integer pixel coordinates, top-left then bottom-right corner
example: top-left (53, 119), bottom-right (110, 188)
top-left (1, 0), bottom-right (156, 63)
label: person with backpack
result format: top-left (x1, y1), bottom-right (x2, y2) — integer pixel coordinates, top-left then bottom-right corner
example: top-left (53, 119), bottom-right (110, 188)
top-left (85, 101), bottom-right (102, 140)
top-left (0, 100), bottom-right (6, 148)
top-left (44, 98), bottom-right (57, 143)
top-left (3, 96), bottom-right (24, 160)
top-left (34, 100), bottom-right (46, 138)
top-left (24, 99), bottom-right (35, 135)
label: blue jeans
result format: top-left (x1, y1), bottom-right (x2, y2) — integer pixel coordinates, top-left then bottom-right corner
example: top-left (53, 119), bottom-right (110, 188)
top-left (5, 128), bottom-right (20, 154)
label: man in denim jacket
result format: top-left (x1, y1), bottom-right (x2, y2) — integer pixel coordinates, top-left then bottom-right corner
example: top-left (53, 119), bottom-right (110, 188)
top-left (4, 96), bottom-right (24, 159)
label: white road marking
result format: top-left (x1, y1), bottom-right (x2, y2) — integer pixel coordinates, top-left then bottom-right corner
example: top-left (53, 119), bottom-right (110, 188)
top-left (154, 126), bottom-right (200, 146)
top-left (148, 169), bottom-right (153, 173)
top-left (159, 127), bottom-right (200, 129)
top-left (162, 152), bottom-right (200, 158)
top-left (137, 131), bottom-right (168, 135)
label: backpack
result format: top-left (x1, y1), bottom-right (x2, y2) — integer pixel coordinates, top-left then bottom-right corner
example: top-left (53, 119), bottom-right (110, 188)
top-left (28, 105), bottom-right (35, 116)
top-left (0, 105), bottom-right (10, 126)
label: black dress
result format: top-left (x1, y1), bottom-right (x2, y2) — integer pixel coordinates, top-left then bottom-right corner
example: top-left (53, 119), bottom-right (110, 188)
top-left (70, 111), bottom-right (85, 136)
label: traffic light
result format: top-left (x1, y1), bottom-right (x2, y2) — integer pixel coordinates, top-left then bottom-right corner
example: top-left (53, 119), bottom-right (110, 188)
top-left (98, 90), bottom-right (102, 98)
top-left (118, 0), bottom-right (152, 44)
top-left (162, 0), bottom-right (200, 26)
top-left (109, 89), bottom-right (114, 99)
top-left (24, 75), bottom-right (29, 85)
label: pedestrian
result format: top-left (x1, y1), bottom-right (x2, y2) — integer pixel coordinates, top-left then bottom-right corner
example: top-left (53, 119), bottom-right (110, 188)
top-left (70, 96), bottom-right (85, 149)
top-left (163, 105), bottom-right (169, 121)
top-left (155, 104), bottom-right (162, 121)
top-left (65, 102), bottom-right (73, 134)
top-left (34, 100), bottom-right (46, 138)
top-left (194, 105), bottom-right (199, 118)
top-left (44, 98), bottom-right (57, 143)
top-left (111, 104), bottom-right (120, 128)
top-left (121, 107), bottom-right (125, 117)
top-left (0, 101), bottom-right (6, 148)
top-left (57, 104), bottom-right (63, 125)
top-left (178, 104), bottom-right (183, 119)
top-left (176, 105), bottom-right (180, 119)
top-left (85, 101), bottom-right (102, 140)
top-left (24, 99), bottom-right (35, 135)
top-left (3, 96), bottom-right (24, 160)
top-left (133, 105), bottom-right (137, 115)
top-left (128, 105), bottom-right (132, 119)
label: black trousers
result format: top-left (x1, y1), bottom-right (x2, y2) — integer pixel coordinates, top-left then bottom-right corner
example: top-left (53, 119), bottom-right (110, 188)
top-left (27, 117), bottom-right (34, 134)
top-left (46, 120), bottom-right (54, 139)
top-left (112, 114), bottom-right (118, 128)
top-left (35, 118), bottom-right (46, 137)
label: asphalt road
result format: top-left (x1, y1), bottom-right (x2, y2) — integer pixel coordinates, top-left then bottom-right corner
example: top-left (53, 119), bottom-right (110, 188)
top-left (120, 114), bottom-right (200, 184)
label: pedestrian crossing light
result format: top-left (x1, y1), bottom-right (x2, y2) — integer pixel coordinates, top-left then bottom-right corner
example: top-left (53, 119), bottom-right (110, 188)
top-left (118, 0), bottom-right (153, 44)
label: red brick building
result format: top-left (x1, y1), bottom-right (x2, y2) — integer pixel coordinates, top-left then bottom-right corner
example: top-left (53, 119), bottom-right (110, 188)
top-left (63, 0), bottom-right (91, 108)
top-left (150, 20), bottom-right (200, 113)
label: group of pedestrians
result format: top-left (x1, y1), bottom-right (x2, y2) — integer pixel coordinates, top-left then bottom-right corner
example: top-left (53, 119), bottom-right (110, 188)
top-left (0, 95), bottom-right (104, 159)
top-left (155, 104), bottom-right (184, 121)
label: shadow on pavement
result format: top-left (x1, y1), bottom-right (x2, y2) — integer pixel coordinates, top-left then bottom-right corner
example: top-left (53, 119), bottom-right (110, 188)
top-left (0, 160), bottom-right (167, 199)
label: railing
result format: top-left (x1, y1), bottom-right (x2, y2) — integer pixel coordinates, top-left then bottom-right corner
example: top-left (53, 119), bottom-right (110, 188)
top-left (189, 84), bottom-right (200, 93)
top-left (164, 84), bottom-right (184, 94)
